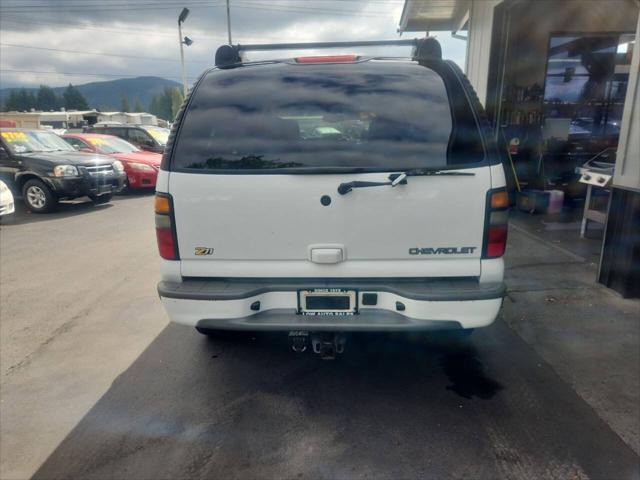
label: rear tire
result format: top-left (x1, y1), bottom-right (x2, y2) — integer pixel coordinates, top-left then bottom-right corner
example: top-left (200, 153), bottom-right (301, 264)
top-left (22, 179), bottom-right (57, 213)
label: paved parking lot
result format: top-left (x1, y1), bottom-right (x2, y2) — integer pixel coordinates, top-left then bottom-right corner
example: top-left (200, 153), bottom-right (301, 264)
top-left (1, 196), bottom-right (639, 479)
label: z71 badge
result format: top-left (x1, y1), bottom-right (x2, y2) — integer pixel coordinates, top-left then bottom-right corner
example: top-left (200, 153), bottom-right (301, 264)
top-left (194, 247), bottom-right (214, 256)
top-left (409, 247), bottom-right (476, 255)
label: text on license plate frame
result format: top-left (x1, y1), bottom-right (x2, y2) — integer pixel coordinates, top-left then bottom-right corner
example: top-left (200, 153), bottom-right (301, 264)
top-left (298, 289), bottom-right (358, 315)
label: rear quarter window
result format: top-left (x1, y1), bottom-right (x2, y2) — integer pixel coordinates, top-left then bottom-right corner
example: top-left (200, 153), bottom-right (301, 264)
top-left (170, 61), bottom-right (485, 173)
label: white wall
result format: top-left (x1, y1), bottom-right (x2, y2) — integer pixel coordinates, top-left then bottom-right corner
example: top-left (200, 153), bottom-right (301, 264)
top-left (139, 114), bottom-right (157, 126)
top-left (614, 14), bottom-right (640, 192)
top-left (465, 0), bottom-right (502, 106)
top-left (97, 113), bottom-right (127, 124)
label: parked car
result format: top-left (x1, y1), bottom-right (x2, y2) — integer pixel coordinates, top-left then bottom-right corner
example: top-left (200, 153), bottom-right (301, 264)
top-left (155, 39), bottom-right (508, 357)
top-left (62, 133), bottom-right (161, 190)
top-left (0, 129), bottom-right (125, 213)
top-left (87, 125), bottom-right (169, 154)
top-left (0, 180), bottom-right (15, 218)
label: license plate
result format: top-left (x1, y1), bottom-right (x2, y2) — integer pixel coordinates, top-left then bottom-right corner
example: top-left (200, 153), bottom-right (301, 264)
top-left (98, 185), bottom-right (112, 194)
top-left (298, 289), bottom-right (357, 315)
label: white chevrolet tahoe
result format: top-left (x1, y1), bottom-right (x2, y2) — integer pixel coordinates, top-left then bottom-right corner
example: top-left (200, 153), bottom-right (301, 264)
top-left (156, 38), bottom-right (508, 357)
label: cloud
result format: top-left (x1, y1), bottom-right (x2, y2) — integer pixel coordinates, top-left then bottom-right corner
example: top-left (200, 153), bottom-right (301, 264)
top-left (0, 0), bottom-right (466, 88)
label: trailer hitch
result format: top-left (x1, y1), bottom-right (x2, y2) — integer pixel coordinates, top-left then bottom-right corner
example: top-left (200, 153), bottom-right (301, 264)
top-left (289, 331), bottom-right (347, 359)
top-left (311, 333), bottom-right (346, 360)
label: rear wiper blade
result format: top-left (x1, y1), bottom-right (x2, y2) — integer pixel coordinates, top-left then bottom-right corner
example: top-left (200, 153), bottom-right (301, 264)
top-left (389, 169), bottom-right (476, 183)
top-left (337, 179), bottom-right (402, 195)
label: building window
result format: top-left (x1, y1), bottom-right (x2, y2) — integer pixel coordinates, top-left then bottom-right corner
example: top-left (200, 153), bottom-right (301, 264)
top-left (542, 33), bottom-right (635, 152)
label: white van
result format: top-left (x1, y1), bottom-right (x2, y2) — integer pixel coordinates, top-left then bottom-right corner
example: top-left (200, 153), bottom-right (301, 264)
top-left (156, 39), bottom-right (508, 356)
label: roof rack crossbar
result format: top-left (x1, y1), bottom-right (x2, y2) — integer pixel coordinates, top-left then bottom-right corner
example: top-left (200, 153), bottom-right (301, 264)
top-left (235, 39), bottom-right (418, 52)
top-left (214, 37), bottom-right (442, 68)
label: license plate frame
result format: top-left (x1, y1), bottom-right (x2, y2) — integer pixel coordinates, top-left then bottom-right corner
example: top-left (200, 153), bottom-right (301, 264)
top-left (97, 184), bottom-right (112, 194)
top-left (298, 288), bottom-right (358, 315)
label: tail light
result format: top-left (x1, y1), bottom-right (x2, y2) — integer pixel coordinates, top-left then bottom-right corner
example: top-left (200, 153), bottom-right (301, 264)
top-left (155, 193), bottom-right (179, 260)
top-left (483, 189), bottom-right (509, 258)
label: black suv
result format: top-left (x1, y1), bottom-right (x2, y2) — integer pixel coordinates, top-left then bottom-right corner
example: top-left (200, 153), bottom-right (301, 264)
top-left (88, 125), bottom-right (169, 154)
top-left (0, 129), bottom-right (126, 213)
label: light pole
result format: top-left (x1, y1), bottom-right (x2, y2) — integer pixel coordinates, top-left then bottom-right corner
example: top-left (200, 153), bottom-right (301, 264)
top-left (226, 0), bottom-right (232, 44)
top-left (178, 7), bottom-right (190, 98)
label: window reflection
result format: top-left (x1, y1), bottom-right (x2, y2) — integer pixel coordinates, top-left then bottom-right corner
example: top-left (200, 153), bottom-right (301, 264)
top-left (543, 33), bottom-right (635, 145)
top-left (172, 63), bottom-right (474, 172)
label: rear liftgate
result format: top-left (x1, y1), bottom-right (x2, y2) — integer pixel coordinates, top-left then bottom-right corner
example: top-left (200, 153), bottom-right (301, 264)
top-left (215, 37), bottom-right (446, 360)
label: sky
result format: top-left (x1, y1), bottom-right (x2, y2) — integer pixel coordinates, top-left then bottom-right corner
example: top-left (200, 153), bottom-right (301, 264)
top-left (0, 0), bottom-right (467, 89)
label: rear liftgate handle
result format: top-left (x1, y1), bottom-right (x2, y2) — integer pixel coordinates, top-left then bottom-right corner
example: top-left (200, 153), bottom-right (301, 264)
top-left (309, 246), bottom-right (344, 264)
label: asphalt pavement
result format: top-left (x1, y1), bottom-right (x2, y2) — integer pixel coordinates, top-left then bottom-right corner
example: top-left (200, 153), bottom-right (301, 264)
top-left (1, 195), bottom-right (639, 480)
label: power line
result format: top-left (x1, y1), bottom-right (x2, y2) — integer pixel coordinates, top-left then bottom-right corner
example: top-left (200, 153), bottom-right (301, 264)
top-left (0, 0), bottom-right (395, 16)
top-left (0, 1), bottom-right (226, 13)
top-left (0, 0), bottom-right (401, 3)
top-left (0, 16), bottom-right (187, 38)
top-left (0, 0), bottom-right (401, 9)
top-left (0, 42), bottom-right (210, 63)
top-left (0, 0), bottom-right (225, 6)
top-left (0, 15), bottom-right (287, 42)
top-left (0, 68), bottom-right (200, 80)
top-left (1, 0), bottom-right (401, 3)
top-left (233, 0), bottom-right (393, 16)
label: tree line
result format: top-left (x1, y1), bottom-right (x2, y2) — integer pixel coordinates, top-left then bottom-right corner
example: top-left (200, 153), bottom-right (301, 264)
top-left (3, 84), bottom-right (89, 112)
top-left (3, 84), bottom-right (184, 121)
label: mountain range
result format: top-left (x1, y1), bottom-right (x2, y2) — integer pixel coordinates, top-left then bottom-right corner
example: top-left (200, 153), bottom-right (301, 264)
top-left (0, 76), bottom-right (182, 111)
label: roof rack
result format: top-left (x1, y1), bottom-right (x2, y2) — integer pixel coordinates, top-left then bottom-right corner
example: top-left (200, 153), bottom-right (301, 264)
top-left (215, 37), bottom-right (442, 68)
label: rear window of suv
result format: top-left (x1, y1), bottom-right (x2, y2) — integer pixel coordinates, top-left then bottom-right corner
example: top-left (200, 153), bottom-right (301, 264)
top-left (170, 61), bottom-right (484, 173)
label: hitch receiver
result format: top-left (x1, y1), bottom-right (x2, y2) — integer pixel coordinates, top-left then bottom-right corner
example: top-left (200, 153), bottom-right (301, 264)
top-left (311, 333), bottom-right (346, 360)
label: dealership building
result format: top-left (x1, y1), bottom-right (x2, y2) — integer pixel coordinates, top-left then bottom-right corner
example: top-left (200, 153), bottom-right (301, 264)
top-left (0, 109), bottom-right (159, 130)
top-left (400, 0), bottom-right (640, 298)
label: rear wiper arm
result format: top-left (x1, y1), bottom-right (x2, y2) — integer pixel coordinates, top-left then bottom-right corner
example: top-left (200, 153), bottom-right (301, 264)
top-left (338, 169), bottom-right (474, 195)
top-left (337, 176), bottom-right (410, 195)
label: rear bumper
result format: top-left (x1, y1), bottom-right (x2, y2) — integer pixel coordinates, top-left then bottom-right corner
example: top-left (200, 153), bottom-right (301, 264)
top-left (158, 278), bottom-right (505, 331)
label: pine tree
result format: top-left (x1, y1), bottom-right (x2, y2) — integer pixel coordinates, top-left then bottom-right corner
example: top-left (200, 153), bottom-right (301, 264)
top-left (133, 98), bottom-right (143, 112)
top-left (8, 89), bottom-right (37, 111)
top-left (36, 85), bottom-right (60, 111)
top-left (148, 95), bottom-right (160, 117)
top-left (4, 90), bottom-right (24, 111)
top-left (62, 84), bottom-right (89, 110)
top-left (120, 94), bottom-right (130, 112)
top-left (147, 87), bottom-right (183, 120)
top-left (169, 88), bottom-right (184, 119)
top-left (160, 87), bottom-right (173, 120)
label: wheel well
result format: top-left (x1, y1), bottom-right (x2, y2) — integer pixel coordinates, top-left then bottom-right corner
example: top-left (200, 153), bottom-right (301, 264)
top-left (17, 174), bottom-right (43, 190)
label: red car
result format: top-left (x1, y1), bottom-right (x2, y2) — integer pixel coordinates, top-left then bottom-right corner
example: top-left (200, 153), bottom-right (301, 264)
top-left (62, 133), bottom-right (161, 189)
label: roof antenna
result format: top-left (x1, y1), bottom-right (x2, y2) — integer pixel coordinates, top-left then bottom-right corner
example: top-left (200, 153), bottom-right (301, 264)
top-left (225, 0), bottom-right (233, 44)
